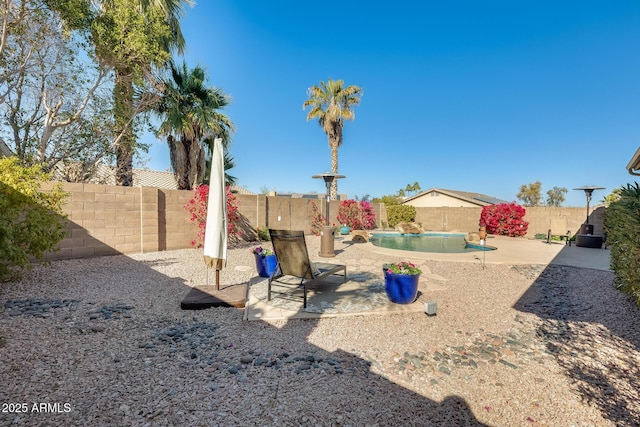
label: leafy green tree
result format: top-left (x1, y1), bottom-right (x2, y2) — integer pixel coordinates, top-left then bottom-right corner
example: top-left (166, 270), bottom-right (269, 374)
top-left (0, 0), bottom-right (114, 178)
top-left (90, 0), bottom-right (193, 186)
top-left (602, 188), bottom-right (622, 206)
top-left (546, 186), bottom-right (568, 207)
top-left (413, 181), bottom-right (422, 195)
top-left (153, 60), bottom-right (234, 190)
top-left (303, 79), bottom-right (362, 199)
top-left (517, 181), bottom-right (542, 207)
top-left (371, 194), bottom-right (402, 206)
top-left (0, 157), bottom-right (68, 281)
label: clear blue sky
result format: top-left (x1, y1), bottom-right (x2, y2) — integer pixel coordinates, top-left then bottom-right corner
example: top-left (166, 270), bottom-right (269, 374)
top-left (144, 1), bottom-right (640, 207)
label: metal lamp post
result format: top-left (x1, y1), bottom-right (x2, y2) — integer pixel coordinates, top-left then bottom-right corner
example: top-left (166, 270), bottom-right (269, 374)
top-left (573, 185), bottom-right (605, 225)
top-left (312, 172), bottom-right (345, 257)
top-left (573, 186), bottom-right (605, 248)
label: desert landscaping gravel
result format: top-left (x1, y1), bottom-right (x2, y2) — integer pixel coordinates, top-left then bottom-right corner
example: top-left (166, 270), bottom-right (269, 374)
top-left (1, 236), bottom-right (640, 426)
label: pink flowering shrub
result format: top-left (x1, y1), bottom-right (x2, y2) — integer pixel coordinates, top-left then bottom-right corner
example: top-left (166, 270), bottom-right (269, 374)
top-left (184, 185), bottom-right (240, 247)
top-left (479, 203), bottom-right (528, 237)
top-left (309, 201), bottom-right (326, 236)
top-left (336, 199), bottom-right (376, 230)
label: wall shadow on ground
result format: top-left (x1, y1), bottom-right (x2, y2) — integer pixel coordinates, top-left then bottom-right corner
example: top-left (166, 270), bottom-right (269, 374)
top-left (513, 255), bottom-right (640, 425)
top-left (1, 243), bottom-right (486, 425)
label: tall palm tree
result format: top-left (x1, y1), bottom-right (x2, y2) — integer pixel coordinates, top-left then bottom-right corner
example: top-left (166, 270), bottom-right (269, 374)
top-left (303, 79), bottom-right (362, 199)
top-left (155, 60), bottom-right (234, 190)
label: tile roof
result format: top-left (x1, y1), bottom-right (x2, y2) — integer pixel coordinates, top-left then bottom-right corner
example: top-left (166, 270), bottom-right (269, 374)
top-left (404, 188), bottom-right (508, 206)
top-left (51, 163), bottom-right (254, 194)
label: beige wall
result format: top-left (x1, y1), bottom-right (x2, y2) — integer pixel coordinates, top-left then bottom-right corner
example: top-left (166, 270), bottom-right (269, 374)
top-left (42, 182), bottom-right (605, 260)
top-left (41, 182), bottom-right (193, 260)
top-left (405, 193), bottom-right (481, 208)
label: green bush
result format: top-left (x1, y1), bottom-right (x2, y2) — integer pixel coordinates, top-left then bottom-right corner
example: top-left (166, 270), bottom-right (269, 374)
top-left (605, 182), bottom-right (640, 307)
top-left (387, 205), bottom-right (416, 228)
top-left (0, 157), bottom-right (68, 281)
top-left (257, 227), bottom-right (270, 241)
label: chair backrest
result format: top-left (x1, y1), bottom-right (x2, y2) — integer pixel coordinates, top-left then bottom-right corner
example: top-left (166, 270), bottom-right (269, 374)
top-left (268, 229), bottom-right (314, 279)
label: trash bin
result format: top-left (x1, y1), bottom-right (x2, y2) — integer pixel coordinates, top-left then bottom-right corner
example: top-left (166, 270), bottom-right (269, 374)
top-left (319, 225), bottom-right (335, 257)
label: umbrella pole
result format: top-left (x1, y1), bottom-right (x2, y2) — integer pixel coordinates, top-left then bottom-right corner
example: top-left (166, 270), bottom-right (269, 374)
top-left (216, 269), bottom-right (220, 291)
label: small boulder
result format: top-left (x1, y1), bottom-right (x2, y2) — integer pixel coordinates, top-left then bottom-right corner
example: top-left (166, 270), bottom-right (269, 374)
top-left (351, 230), bottom-right (369, 243)
top-left (465, 232), bottom-right (480, 243)
top-left (396, 222), bottom-right (425, 234)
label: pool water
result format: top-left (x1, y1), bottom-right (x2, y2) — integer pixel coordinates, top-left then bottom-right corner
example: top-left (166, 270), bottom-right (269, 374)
top-left (370, 233), bottom-right (495, 253)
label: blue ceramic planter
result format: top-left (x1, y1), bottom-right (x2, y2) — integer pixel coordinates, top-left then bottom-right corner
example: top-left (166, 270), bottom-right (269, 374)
top-left (384, 272), bottom-right (420, 304)
top-left (340, 226), bottom-right (351, 235)
top-left (255, 254), bottom-right (278, 277)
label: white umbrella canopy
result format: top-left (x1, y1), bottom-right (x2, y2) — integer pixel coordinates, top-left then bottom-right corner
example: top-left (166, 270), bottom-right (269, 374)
top-left (203, 138), bottom-right (227, 288)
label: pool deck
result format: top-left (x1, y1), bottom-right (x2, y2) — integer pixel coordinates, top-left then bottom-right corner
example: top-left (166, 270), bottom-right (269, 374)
top-left (362, 234), bottom-right (610, 270)
top-left (244, 234), bottom-right (611, 321)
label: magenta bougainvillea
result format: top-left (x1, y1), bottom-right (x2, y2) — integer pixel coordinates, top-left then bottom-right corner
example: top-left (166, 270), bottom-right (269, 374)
top-left (184, 185), bottom-right (240, 247)
top-left (309, 200), bottom-right (326, 236)
top-left (336, 199), bottom-right (376, 230)
top-left (479, 202), bottom-right (528, 237)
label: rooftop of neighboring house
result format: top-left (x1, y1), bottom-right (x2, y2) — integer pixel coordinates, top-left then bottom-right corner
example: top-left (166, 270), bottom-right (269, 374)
top-left (403, 188), bottom-right (509, 207)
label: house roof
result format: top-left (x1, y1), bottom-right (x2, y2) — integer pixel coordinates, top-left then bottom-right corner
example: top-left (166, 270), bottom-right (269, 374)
top-left (403, 188), bottom-right (508, 206)
top-left (627, 147), bottom-right (640, 175)
top-left (52, 163), bottom-right (254, 194)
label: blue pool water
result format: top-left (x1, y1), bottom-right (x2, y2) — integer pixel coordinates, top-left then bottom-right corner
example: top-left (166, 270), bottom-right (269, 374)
top-left (370, 233), bottom-right (496, 253)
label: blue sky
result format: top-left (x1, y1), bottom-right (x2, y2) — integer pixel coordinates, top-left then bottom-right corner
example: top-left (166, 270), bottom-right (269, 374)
top-left (144, 1), bottom-right (640, 207)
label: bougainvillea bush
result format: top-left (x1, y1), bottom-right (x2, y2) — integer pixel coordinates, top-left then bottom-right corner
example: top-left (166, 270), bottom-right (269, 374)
top-left (184, 185), bottom-right (240, 247)
top-left (336, 199), bottom-right (376, 230)
top-left (479, 202), bottom-right (528, 237)
top-left (309, 201), bottom-right (326, 236)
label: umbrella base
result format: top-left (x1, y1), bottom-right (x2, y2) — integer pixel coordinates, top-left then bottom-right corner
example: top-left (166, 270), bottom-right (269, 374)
top-left (181, 283), bottom-right (248, 309)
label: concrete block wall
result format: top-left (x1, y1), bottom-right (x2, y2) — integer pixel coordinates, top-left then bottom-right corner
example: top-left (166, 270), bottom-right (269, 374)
top-left (41, 182), bottom-right (194, 260)
top-left (39, 182), bottom-right (606, 261)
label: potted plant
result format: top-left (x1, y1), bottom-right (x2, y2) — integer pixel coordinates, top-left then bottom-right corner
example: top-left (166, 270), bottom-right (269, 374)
top-left (252, 247), bottom-right (278, 278)
top-left (382, 261), bottom-right (422, 304)
top-left (339, 224), bottom-right (351, 235)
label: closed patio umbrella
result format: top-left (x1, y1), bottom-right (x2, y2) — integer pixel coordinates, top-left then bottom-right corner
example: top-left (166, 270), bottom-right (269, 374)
top-left (203, 138), bottom-right (227, 290)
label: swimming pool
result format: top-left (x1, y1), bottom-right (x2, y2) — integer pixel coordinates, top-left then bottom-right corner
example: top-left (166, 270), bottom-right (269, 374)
top-left (370, 233), bottom-right (496, 253)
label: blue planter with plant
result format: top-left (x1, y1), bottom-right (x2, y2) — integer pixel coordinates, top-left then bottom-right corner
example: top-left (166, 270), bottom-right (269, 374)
top-left (383, 261), bottom-right (421, 304)
top-left (252, 247), bottom-right (278, 277)
top-left (340, 225), bottom-right (351, 235)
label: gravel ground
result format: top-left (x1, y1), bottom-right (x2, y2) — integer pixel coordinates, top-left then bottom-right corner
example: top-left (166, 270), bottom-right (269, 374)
top-left (1, 236), bottom-right (640, 426)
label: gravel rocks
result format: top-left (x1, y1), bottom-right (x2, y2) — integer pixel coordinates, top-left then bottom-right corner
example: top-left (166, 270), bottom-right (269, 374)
top-left (1, 237), bottom-right (639, 426)
top-left (4, 298), bottom-right (79, 317)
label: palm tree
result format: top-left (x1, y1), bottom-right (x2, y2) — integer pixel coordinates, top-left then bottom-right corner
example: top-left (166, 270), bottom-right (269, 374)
top-left (154, 60), bottom-right (234, 190)
top-left (303, 79), bottom-right (362, 199)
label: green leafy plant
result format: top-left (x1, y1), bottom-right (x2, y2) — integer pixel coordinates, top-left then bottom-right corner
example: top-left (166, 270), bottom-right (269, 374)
top-left (257, 228), bottom-right (270, 241)
top-left (251, 246), bottom-right (273, 256)
top-left (605, 182), bottom-right (640, 306)
top-left (383, 261), bottom-right (422, 275)
top-left (387, 205), bottom-right (416, 228)
top-left (0, 157), bottom-right (68, 281)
